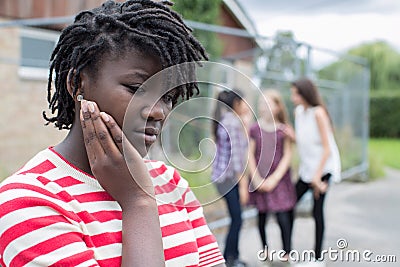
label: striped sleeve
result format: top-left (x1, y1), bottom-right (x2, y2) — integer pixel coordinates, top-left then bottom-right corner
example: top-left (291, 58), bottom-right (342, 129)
top-left (175, 171), bottom-right (225, 267)
top-left (0, 175), bottom-right (101, 267)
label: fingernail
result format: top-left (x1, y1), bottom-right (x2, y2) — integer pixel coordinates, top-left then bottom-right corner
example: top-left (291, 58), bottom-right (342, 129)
top-left (100, 112), bottom-right (110, 122)
top-left (88, 102), bottom-right (95, 113)
top-left (81, 100), bottom-right (88, 113)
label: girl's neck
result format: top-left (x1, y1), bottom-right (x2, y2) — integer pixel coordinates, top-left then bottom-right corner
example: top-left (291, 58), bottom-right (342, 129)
top-left (261, 115), bottom-right (274, 124)
top-left (259, 117), bottom-right (277, 131)
top-left (302, 103), bottom-right (312, 110)
top-left (52, 120), bottom-right (92, 175)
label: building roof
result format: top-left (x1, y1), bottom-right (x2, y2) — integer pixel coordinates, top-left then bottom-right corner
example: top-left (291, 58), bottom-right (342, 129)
top-left (222, 0), bottom-right (263, 48)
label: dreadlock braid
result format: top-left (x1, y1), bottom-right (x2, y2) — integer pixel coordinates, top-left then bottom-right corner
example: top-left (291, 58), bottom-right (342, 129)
top-left (43, 0), bottom-right (208, 130)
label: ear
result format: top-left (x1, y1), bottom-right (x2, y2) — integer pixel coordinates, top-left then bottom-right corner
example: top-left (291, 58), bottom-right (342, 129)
top-left (66, 69), bottom-right (86, 101)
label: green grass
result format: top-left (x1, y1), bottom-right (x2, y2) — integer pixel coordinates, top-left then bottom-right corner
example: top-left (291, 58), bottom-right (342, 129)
top-left (369, 138), bottom-right (400, 169)
top-left (178, 168), bottom-right (220, 205)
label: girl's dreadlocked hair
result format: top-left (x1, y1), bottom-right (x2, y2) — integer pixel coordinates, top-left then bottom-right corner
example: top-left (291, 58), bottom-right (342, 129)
top-left (43, 0), bottom-right (208, 130)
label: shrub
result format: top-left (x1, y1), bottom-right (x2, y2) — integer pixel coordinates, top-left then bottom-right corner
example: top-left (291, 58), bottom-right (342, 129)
top-left (370, 93), bottom-right (400, 137)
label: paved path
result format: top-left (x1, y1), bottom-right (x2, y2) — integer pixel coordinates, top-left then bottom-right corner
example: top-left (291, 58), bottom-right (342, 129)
top-left (210, 168), bottom-right (400, 266)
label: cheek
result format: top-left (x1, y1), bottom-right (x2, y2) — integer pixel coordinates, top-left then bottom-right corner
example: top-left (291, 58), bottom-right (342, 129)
top-left (240, 102), bottom-right (247, 114)
top-left (291, 94), bottom-right (299, 104)
top-left (269, 104), bottom-right (277, 115)
top-left (165, 102), bottom-right (173, 114)
top-left (258, 105), bottom-right (266, 115)
top-left (109, 99), bottom-right (137, 128)
top-left (114, 109), bottom-right (128, 127)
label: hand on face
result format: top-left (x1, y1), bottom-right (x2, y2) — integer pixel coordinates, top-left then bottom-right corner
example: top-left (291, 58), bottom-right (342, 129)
top-left (80, 100), bottom-right (155, 208)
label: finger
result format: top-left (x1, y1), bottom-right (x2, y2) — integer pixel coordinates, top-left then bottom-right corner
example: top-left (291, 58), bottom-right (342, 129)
top-left (100, 112), bottom-right (124, 153)
top-left (321, 182), bottom-right (328, 193)
top-left (80, 100), bottom-right (104, 162)
top-left (86, 102), bottom-right (120, 157)
top-left (314, 188), bottom-right (320, 200)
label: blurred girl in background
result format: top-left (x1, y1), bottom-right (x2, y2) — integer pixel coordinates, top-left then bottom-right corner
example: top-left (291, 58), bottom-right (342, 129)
top-left (291, 78), bottom-right (341, 262)
top-left (247, 89), bottom-right (296, 260)
top-left (212, 89), bottom-right (249, 267)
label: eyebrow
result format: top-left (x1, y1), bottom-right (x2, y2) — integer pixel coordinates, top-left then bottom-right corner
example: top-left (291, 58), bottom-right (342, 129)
top-left (119, 70), bottom-right (152, 81)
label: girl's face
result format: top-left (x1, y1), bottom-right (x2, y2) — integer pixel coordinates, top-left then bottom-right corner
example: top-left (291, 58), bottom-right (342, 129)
top-left (82, 49), bottom-right (175, 156)
top-left (233, 99), bottom-right (248, 117)
top-left (258, 94), bottom-right (277, 121)
top-left (290, 86), bottom-right (305, 106)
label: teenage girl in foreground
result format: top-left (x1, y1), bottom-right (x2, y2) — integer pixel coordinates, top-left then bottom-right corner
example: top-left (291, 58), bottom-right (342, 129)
top-left (0, 1), bottom-right (226, 266)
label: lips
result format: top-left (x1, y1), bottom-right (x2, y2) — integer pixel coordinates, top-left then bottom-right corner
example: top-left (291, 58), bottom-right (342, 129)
top-left (138, 127), bottom-right (159, 145)
top-left (144, 127), bottom-right (160, 136)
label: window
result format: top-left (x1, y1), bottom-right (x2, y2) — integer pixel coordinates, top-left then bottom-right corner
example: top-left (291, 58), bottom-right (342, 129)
top-left (19, 27), bottom-right (59, 80)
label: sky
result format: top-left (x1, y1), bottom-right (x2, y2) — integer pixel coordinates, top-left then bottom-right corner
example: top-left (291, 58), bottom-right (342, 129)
top-left (237, 0), bottom-right (400, 54)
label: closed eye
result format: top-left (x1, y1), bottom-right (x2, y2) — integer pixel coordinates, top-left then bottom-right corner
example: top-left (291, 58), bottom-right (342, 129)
top-left (163, 93), bottom-right (174, 104)
top-left (123, 84), bottom-right (144, 94)
top-left (163, 89), bottom-right (180, 105)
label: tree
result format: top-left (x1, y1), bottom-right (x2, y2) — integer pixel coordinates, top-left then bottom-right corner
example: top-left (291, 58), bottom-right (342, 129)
top-left (350, 41), bottom-right (400, 90)
top-left (172, 0), bottom-right (222, 59)
top-left (319, 41), bottom-right (400, 91)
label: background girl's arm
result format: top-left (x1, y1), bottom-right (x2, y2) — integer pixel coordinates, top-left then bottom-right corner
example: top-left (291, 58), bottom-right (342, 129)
top-left (226, 120), bottom-right (249, 204)
top-left (246, 139), bottom-right (265, 193)
top-left (263, 135), bottom-right (293, 192)
top-left (238, 172), bottom-right (249, 205)
top-left (312, 106), bottom-right (332, 195)
top-left (281, 124), bottom-right (296, 143)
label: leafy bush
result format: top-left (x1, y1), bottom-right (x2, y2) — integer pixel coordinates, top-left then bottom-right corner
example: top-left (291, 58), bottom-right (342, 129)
top-left (172, 0), bottom-right (222, 59)
top-left (370, 93), bottom-right (400, 137)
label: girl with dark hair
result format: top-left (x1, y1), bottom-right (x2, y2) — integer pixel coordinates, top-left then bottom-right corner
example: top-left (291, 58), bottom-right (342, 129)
top-left (291, 78), bottom-right (341, 263)
top-left (0, 1), bottom-right (226, 266)
top-left (211, 89), bottom-right (249, 267)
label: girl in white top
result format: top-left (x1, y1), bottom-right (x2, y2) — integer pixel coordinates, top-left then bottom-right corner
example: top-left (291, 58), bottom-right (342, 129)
top-left (290, 78), bottom-right (341, 261)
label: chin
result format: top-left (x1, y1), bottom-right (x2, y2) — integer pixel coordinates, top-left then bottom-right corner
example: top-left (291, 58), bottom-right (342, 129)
top-left (123, 136), bottom-right (147, 158)
top-left (132, 143), bottom-right (148, 158)
top-left (138, 147), bottom-right (150, 158)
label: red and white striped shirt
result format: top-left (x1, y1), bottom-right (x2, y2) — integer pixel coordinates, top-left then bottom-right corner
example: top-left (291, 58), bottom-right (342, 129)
top-left (0, 148), bottom-right (224, 267)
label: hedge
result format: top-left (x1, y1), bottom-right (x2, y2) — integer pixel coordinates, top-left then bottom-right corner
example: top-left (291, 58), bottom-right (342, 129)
top-left (370, 94), bottom-right (400, 137)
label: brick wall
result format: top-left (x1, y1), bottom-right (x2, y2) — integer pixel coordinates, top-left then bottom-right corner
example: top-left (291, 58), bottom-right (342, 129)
top-left (0, 23), bottom-right (66, 178)
top-left (0, 0), bottom-right (119, 18)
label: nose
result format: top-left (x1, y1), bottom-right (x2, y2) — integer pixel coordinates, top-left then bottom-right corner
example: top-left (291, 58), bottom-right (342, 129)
top-left (141, 99), bottom-right (166, 121)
